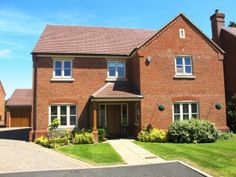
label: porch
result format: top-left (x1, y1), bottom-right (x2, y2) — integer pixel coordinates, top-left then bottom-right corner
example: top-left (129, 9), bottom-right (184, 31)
top-left (90, 82), bottom-right (142, 141)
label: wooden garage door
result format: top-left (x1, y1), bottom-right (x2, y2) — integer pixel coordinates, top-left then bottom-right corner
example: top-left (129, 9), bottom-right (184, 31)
top-left (11, 108), bottom-right (31, 127)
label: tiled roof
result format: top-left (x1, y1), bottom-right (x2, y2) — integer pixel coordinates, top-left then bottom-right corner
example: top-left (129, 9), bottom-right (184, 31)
top-left (92, 82), bottom-right (142, 99)
top-left (223, 27), bottom-right (236, 37)
top-left (7, 89), bottom-right (32, 107)
top-left (32, 25), bottom-right (156, 56)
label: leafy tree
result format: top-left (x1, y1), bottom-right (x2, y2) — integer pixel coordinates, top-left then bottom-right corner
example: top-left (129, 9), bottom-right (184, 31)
top-left (228, 21), bottom-right (236, 27)
top-left (227, 94), bottom-right (236, 132)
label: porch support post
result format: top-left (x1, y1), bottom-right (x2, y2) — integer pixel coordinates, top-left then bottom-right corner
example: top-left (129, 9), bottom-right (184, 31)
top-left (92, 101), bottom-right (98, 143)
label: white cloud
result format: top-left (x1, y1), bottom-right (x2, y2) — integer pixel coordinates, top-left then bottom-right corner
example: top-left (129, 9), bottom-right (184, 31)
top-left (0, 49), bottom-right (11, 58)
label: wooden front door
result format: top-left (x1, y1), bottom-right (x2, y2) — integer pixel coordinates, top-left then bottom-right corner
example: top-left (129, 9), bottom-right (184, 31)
top-left (10, 108), bottom-right (31, 127)
top-left (106, 105), bottom-right (121, 137)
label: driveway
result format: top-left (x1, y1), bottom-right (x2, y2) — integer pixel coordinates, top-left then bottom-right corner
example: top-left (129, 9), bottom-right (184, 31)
top-left (0, 128), bottom-right (31, 141)
top-left (0, 162), bottom-right (212, 177)
top-left (0, 140), bottom-right (90, 173)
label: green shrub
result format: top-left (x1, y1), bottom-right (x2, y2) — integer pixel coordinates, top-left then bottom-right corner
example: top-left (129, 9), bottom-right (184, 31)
top-left (137, 128), bottom-right (167, 142)
top-left (48, 118), bottom-right (60, 131)
top-left (167, 119), bottom-right (219, 143)
top-left (98, 128), bottom-right (106, 142)
top-left (35, 136), bottom-right (49, 147)
top-left (218, 131), bottom-right (233, 140)
top-left (48, 136), bottom-right (70, 148)
top-left (227, 94), bottom-right (236, 133)
top-left (72, 130), bottom-right (94, 144)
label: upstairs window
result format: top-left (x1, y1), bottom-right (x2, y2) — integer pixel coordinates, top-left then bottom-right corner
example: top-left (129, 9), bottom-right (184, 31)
top-left (173, 102), bottom-right (198, 122)
top-left (107, 61), bottom-right (126, 79)
top-left (53, 60), bottom-right (72, 78)
top-left (179, 29), bottom-right (185, 38)
top-left (175, 56), bottom-right (192, 75)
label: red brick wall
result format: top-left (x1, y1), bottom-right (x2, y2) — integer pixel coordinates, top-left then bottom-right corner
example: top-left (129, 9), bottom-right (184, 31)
top-left (0, 87), bottom-right (5, 126)
top-left (220, 30), bottom-right (236, 97)
top-left (137, 16), bottom-right (227, 130)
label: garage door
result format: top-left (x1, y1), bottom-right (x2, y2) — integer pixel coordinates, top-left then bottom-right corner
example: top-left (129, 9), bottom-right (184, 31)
top-left (10, 108), bottom-right (31, 127)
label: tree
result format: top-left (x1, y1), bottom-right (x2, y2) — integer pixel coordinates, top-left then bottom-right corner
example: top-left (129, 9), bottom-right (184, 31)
top-left (227, 94), bottom-right (236, 132)
top-left (228, 21), bottom-right (236, 27)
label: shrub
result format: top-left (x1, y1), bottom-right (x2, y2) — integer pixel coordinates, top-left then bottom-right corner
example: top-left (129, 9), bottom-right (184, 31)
top-left (48, 118), bottom-right (60, 131)
top-left (72, 130), bottom-right (94, 144)
top-left (137, 127), bottom-right (167, 142)
top-left (218, 131), bottom-right (233, 140)
top-left (227, 94), bottom-right (236, 133)
top-left (167, 119), bottom-right (219, 143)
top-left (35, 136), bottom-right (49, 147)
top-left (98, 128), bottom-right (106, 142)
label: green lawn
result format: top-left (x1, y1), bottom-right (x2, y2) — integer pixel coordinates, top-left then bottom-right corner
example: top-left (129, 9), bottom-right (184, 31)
top-left (56, 143), bottom-right (124, 165)
top-left (135, 135), bottom-right (236, 177)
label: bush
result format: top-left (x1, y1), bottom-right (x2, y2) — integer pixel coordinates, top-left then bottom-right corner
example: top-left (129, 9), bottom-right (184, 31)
top-left (48, 118), bottom-right (60, 131)
top-left (98, 128), bottom-right (106, 142)
top-left (137, 128), bottom-right (167, 142)
top-left (35, 136), bottom-right (49, 147)
top-left (227, 94), bottom-right (236, 133)
top-left (167, 119), bottom-right (219, 143)
top-left (218, 131), bottom-right (233, 140)
top-left (48, 136), bottom-right (70, 148)
top-left (72, 130), bottom-right (94, 144)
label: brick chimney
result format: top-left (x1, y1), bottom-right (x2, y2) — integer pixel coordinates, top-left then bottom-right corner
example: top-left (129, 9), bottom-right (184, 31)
top-left (210, 9), bottom-right (225, 45)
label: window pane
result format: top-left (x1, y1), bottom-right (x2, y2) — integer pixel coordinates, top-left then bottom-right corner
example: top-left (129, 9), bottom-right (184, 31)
top-left (176, 66), bottom-right (183, 73)
top-left (176, 57), bottom-right (182, 65)
top-left (60, 116), bottom-right (67, 125)
top-left (70, 106), bottom-right (76, 115)
top-left (183, 114), bottom-right (189, 120)
top-left (51, 116), bottom-right (57, 123)
top-left (185, 66), bottom-right (192, 73)
top-left (108, 62), bottom-right (115, 77)
top-left (55, 61), bottom-right (62, 69)
top-left (70, 116), bottom-right (76, 125)
top-left (64, 69), bottom-right (71, 76)
top-left (191, 104), bottom-right (197, 113)
top-left (55, 69), bottom-right (62, 76)
top-left (64, 61), bottom-right (71, 69)
top-left (117, 62), bottom-right (125, 78)
top-left (61, 106), bottom-right (67, 115)
top-left (174, 104), bottom-right (180, 113)
top-left (183, 104), bottom-right (189, 113)
top-left (51, 106), bottom-right (57, 115)
top-left (122, 104), bottom-right (128, 126)
top-left (185, 57), bottom-right (191, 65)
top-left (174, 115), bottom-right (180, 121)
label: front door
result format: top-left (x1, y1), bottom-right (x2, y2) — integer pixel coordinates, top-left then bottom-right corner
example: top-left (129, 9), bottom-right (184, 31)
top-left (106, 105), bottom-right (121, 137)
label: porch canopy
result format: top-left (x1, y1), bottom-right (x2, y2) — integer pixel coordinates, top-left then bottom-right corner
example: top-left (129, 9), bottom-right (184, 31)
top-left (90, 82), bottom-right (142, 141)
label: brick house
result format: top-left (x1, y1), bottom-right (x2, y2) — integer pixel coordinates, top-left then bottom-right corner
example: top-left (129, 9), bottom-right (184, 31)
top-left (210, 10), bottom-right (236, 98)
top-left (0, 81), bottom-right (6, 126)
top-left (30, 13), bottom-right (227, 141)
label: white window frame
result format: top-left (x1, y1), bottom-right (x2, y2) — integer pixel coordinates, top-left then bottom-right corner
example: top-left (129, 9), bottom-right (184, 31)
top-left (175, 56), bottom-right (193, 76)
top-left (99, 104), bottom-right (107, 128)
top-left (107, 61), bottom-right (126, 79)
top-left (53, 60), bottom-right (73, 78)
top-left (172, 101), bottom-right (199, 122)
top-left (179, 29), bottom-right (185, 38)
top-left (48, 104), bottom-right (77, 128)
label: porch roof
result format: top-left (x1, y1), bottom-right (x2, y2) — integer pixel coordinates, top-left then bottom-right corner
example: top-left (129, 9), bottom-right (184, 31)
top-left (91, 82), bottom-right (142, 100)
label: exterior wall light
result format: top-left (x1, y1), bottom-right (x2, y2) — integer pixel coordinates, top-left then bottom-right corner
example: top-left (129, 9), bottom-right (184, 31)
top-left (146, 56), bottom-right (152, 64)
top-left (215, 103), bottom-right (222, 110)
top-left (158, 104), bottom-right (165, 111)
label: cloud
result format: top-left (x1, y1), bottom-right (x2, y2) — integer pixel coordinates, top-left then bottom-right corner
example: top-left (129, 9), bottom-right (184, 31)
top-left (0, 49), bottom-right (11, 58)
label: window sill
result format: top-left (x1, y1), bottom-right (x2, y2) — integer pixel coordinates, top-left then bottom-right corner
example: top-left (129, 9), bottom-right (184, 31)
top-left (106, 78), bottom-right (128, 82)
top-left (57, 126), bottom-right (76, 129)
top-left (173, 75), bottom-right (196, 79)
top-left (50, 78), bottom-right (75, 82)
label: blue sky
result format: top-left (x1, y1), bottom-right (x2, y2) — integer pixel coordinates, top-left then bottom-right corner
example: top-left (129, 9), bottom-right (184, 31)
top-left (0, 0), bottom-right (235, 98)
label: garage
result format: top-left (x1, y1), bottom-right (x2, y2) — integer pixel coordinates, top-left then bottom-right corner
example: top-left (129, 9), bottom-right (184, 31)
top-left (6, 89), bottom-right (32, 127)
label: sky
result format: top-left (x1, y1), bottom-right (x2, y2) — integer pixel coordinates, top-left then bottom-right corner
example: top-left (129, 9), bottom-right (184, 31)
top-left (0, 0), bottom-right (235, 98)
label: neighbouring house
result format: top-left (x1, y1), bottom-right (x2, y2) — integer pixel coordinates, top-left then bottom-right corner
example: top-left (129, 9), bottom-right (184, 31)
top-left (6, 89), bottom-right (32, 127)
top-left (210, 10), bottom-right (236, 98)
top-left (30, 13), bottom-right (227, 141)
top-left (0, 81), bottom-right (6, 126)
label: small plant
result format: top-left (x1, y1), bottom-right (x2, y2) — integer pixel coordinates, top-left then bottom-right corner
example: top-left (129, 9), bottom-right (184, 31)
top-left (137, 127), bottom-right (167, 142)
top-left (48, 118), bottom-right (60, 131)
top-left (72, 129), bottom-right (94, 144)
top-left (167, 119), bottom-right (219, 143)
top-left (218, 131), bottom-right (233, 140)
top-left (98, 128), bottom-right (106, 142)
top-left (35, 136), bottom-right (49, 147)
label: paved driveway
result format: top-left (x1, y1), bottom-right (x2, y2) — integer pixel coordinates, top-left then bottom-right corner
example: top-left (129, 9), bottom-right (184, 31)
top-left (0, 140), bottom-right (90, 173)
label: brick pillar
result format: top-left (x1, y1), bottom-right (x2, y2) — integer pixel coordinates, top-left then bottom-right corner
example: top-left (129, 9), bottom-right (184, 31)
top-left (92, 102), bottom-right (98, 143)
top-left (6, 111), bottom-right (11, 127)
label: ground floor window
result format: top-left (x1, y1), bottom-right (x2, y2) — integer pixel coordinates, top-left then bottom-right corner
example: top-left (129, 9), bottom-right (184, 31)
top-left (121, 104), bottom-right (128, 126)
top-left (49, 104), bottom-right (77, 127)
top-left (134, 103), bottom-right (140, 126)
top-left (173, 102), bottom-right (198, 121)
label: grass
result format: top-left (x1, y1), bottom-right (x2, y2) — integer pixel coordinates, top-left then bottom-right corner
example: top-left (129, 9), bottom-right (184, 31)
top-left (135, 135), bottom-right (236, 177)
top-left (56, 142), bottom-right (124, 165)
